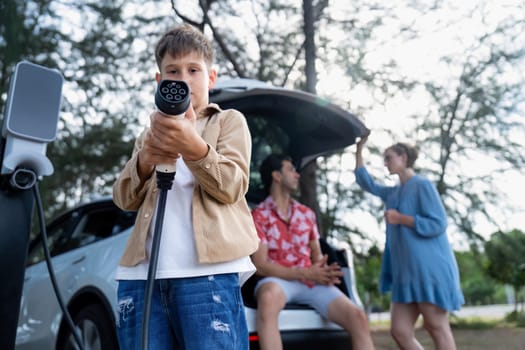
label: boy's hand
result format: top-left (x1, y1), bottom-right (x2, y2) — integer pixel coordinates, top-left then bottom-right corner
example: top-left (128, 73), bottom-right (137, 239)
top-left (148, 105), bottom-right (208, 161)
top-left (136, 125), bottom-right (177, 180)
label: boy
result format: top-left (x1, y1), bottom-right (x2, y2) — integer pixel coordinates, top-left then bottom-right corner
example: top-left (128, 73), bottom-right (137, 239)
top-left (113, 24), bottom-right (259, 349)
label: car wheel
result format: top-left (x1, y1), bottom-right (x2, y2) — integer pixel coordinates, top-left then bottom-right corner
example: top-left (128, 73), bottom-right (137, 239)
top-left (57, 303), bottom-right (118, 350)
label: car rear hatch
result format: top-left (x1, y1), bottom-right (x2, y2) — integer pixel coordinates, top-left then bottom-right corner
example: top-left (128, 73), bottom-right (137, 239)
top-left (210, 78), bottom-right (368, 169)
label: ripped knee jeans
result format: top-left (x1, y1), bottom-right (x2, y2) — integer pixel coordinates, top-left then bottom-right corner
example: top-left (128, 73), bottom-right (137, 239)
top-left (116, 274), bottom-right (248, 350)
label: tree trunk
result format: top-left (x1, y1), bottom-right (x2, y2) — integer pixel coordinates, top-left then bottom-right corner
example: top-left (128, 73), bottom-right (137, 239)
top-left (514, 286), bottom-right (518, 314)
top-left (303, 0), bottom-right (317, 93)
top-left (300, 0), bottom-right (323, 236)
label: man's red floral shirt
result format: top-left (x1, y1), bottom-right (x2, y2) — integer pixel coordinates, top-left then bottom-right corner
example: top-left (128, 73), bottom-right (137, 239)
top-left (252, 196), bottom-right (319, 269)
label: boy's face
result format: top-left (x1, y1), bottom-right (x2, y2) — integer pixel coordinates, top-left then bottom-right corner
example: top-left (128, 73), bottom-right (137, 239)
top-left (156, 52), bottom-right (217, 112)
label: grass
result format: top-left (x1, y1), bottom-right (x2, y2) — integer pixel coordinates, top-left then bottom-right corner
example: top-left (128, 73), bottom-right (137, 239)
top-left (370, 316), bottom-right (525, 350)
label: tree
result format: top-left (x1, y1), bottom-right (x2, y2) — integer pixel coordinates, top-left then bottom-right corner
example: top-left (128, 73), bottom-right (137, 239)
top-left (484, 229), bottom-right (525, 313)
top-left (316, 1), bottom-right (525, 250)
top-left (4, 0), bottom-right (523, 253)
top-left (171, 0), bottom-right (306, 84)
top-left (1, 1), bottom-right (170, 221)
top-left (416, 11), bottom-right (525, 247)
top-left (456, 250), bottom-right (505, 305)
top-left (1, 0), bottom-right (59, 109)
top-left (170, 0), bottom-right (401, 239)
top-left (171, 0), bottom-right (329, 230)
top-left (297, 0), bottom-right (327, 233)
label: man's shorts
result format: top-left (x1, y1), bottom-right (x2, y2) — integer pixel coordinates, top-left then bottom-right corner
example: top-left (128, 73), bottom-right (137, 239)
top-left (254, 277), bottom-right (345, 318)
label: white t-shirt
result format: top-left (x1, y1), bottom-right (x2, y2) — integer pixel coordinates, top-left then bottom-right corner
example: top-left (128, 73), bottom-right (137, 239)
top-left (116, 158), bottom-right (255, 284)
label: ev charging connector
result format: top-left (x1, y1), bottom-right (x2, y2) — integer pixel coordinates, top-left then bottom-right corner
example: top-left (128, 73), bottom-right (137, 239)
top-left (154, 79), bottom-right (191, 175)
top-left (0, 61), bottom-right (62, 350)
top-left (141, 80), bottom-right (190, 350)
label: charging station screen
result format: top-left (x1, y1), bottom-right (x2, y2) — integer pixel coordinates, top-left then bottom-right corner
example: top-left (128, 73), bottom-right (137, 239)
top-left (4, 61), bottom-right (63, 142)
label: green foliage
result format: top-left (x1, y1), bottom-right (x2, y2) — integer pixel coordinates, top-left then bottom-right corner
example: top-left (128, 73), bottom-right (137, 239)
top-left (515, 312), bottom-right (525, 327)
top-left (501, 310), bottom-right (525, 327)
top-left (485, 229), bottom-right (525, 312)
top-left (354, 246), bottom-right (512, 311)
top-left (1, 0), bottom-right (170, 221)
top-left (1, 1), bottom-right (59, 100)
top-left (354, 245), bottom-right (390, 312)
top-left (485, 229), bottom-right (525, 289)
top-left (450, 316), bottom-right (500, 330)
top-left (455, 251), bottom-right (507, 305)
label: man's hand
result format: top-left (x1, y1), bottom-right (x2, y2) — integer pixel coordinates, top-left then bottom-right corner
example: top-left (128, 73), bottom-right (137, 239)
top-left (303, 255), bottom-right (343, 286)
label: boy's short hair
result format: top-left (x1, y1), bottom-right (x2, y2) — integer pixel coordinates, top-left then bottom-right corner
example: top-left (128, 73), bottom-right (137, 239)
top-left (259, 154), bottom-right (292, 195)
top-left (155, 24), bottom-right (214, 70)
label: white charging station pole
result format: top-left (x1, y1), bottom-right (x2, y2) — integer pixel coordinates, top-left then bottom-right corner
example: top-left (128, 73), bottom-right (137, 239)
top-left (0, 61), bottom-right (62, 349)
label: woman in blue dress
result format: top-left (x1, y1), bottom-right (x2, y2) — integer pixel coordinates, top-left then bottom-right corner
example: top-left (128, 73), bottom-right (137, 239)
top-left (355, 134), bottom-right (464, 350)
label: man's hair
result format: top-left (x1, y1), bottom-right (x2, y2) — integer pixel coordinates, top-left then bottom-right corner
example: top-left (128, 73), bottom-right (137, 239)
top-left (154, 24), bottom-right (214, 70)
top-left (259, 154), bottom-right (292, 195)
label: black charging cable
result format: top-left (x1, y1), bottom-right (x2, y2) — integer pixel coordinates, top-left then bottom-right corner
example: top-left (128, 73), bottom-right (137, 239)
top-left (9, 168), bottom-right (85, 350)
top-left (141, 80), bottom-right (190, 350)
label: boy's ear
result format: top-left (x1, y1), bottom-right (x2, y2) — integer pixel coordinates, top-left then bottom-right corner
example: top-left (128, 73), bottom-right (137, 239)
top-left (208, 68), bottom-right (217, 89)
top-left (155, 72), bottom-right (161, 83)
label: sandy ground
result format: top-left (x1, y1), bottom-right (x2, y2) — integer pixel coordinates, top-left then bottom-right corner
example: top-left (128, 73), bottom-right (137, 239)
top-left (371, 326), bottom-right (525, 350)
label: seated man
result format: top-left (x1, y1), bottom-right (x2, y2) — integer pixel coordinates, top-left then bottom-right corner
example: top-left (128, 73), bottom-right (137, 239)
top-left (251, 154), bottom-right (375, 350)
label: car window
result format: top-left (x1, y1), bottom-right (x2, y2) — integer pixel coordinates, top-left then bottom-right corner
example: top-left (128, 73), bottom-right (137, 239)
top-left (64, 208), bottom-right (130, 250)
top-left (26, 204), bottom-right (136, 266)
top-left (246, 114), bottom-right (288, 204)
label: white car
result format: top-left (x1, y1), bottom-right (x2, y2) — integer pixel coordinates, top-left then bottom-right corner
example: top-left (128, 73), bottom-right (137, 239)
top-left (16, 79), bottom-right (369, 350)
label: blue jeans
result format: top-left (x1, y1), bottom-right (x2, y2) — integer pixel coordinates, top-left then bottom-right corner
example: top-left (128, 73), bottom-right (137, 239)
top-left (117, 274), bottom-right (248, 350)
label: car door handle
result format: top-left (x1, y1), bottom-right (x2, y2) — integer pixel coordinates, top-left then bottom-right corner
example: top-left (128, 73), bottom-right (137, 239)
top-left (72, 256), bottom-right (86, 264)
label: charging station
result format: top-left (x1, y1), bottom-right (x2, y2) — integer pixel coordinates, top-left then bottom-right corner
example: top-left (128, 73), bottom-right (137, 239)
top-left (0, 61), bottom-right (62, 349)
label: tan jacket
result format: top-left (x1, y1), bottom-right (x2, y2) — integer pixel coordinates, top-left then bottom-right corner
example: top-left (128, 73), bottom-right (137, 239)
top-left (113, 104), bottom-right (259, 266)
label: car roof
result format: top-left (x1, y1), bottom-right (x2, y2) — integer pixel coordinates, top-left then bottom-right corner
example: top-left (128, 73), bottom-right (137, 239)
top-left (210, 78), bottom-right (368, 169)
